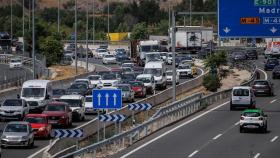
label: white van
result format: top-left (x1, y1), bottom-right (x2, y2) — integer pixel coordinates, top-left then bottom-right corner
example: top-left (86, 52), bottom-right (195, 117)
top-left (21, 80), bottom-right (52, 112)
top-left (144, 61), bottom-right (167, 89)
top-left (145, 52), bottom-right (162, 64)
top-left (136, 74), bottom-right (155, 94)
top-left (59, 95), bottom-right (85, 121)
top-left (230, 86), bottom-right (256, 110)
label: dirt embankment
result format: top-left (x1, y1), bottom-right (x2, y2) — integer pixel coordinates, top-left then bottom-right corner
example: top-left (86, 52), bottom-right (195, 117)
top-left (49, 65), bottom-right (86, 81)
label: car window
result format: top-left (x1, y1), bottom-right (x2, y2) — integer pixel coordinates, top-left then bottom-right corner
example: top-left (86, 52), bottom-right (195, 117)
top-left (53, 89), bottom-right (66, 95)
top-left (117, 86), bottom-right (130, 91)
top-left (233, 89), bottom-right (249, 96)
top-left (253, 81), bottom-right (268, 86)
top-left (85, 97), bottom-right (92, 102)
top-left (58, 99), bottom-right (82, 107)
top-left (2, 99), bottom-right (22, 106)
top-left (25, 117), bottom-right (46, 124)
top-left (88, 76), bottom-right (100, 80)
top-left (130, 82), bottom-right (142, 87)
top-left (5, 124), bottom-right (28, 133)
top-left (102, 74), bottom-right (117, 80)
top-left (70, 83), bottom-right (87, 90)
top-left (46, 105), bottom-right (65, 111)
top-left (137, 77), bottom-right (151, 83)
top-left (243, 112), bottom-right (260, 117)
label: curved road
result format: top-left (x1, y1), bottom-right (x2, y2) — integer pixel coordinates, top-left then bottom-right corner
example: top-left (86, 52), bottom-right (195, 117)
top-left (111, 56), bottom-right (280, 158)
top-left (0, 60), bottom-right (204, 158)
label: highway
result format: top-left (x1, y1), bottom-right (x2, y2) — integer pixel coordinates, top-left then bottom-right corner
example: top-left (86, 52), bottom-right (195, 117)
top-left (0, 64), bottom-right (32, 84)
top-left (0, 58), bottom-right (202, 158)
top-left (111, 57), bottom-right (280, 158)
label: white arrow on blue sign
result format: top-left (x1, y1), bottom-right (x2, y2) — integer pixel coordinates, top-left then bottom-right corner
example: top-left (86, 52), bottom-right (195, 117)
top-left (128, 103), bottom-right (152, 111)
top-left (92, 89), bottom-right (122, 109)
top-left (53, 129), bottom-right (83, 138)
top-left (98, 114), bottom-right (126, 122)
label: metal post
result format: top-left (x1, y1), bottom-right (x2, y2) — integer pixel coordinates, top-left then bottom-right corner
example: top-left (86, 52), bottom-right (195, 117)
top-left (97, 111), bottom-right (100, 142)
top-left (201, 16), bottom-right (204, 26)
top-left (107, 0), bottom-right (110, 43)
top-left (92, 0), bottom-right (95, 49)
top-left (189, 0), bottom-right (192, 26)
top-left (114, 122), bottom-right (117, 135)
top-left (23, 0), bottom-right (25, 54)
top-left (29, 0), bottom-right (31, 30)
top-left (86, 0), bottom-right (89, 72)
top-left (11, 0), bottom-right (13, 46)
top-left (172, 11), bottom-right (176, 102)
top-left (58, 0), bottom-right (60, 33)
top-left (103, 122), bottom-right (106, 140)
top-left (75, 0), bottom-right (78, 74)
top-left (132, 111), bottom-right (135, 126)
top-left (32, 0), bottom-right (35, 79)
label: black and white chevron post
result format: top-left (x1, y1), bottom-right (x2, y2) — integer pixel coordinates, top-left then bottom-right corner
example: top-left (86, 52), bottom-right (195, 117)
top-left (98, 114), bottom-right (126, 122)
top-left (128, 103), bottom-right (152, 111)
top-left (53, 129), bottom-right (83, 138)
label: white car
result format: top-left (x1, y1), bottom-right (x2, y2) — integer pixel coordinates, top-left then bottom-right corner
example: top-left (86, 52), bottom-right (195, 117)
top-left (98, 73), bottom-right (119, 88)
top-left (84, 95), bottom-right (105, 114)
top-left (102, 54), bottom-right (117, 64)
top-left (166, 70), bottom-right (179, 85)
top-left (0, 99), bottom-right (29, 120)
top-left (167, 53), bottom-right (173, 65)
top-left (88, 75), bottom-right (101, 88)
top-left (9, 58), bottom-right (23, 69)
top-left (239, 109), bottom-right (267, 133)
top-left (136, 74), bottom-right (155, 94)
top-left (230, 86), bottom-right (256, 111)
top-left (74, 78), bottom-right (93, 88)
top-left (96, 48), bottom-right (109, 59)
top-left (176, 64), bottom-right (193, 78)
top-left (58, 95), bottom-right (85, 121)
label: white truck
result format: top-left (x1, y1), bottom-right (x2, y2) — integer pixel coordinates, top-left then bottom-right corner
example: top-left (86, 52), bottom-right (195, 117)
top-left (137, 40), bottom-right (160, 66)
top-left (143, 61), bottom-right (167, 89)
top-left (171, 26), bottom-right (213, 52)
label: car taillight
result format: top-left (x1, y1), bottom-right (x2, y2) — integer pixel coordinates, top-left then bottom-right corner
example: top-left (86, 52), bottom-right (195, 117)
top-left (240, 116), bottom-right (244, 120)
top-left (259, 117), bottom-right (263, 120)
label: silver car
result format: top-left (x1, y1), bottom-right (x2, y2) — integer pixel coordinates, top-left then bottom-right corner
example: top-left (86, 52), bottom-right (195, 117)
top-left (117, 84), bottom-right (135, 102)
top-left (1, 121), bottom-right (34, 148)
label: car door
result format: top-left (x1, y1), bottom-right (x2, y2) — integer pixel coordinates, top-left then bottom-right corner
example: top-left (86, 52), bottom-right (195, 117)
top-left (23, 100), bottom-right (29, 114)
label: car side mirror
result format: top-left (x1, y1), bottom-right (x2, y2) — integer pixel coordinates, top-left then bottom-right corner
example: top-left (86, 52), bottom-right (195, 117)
top-left (32, 129), bottom-right (36, 133)
top-left (46, 95), bottom-right (50, 100)
top-left (17, 94), bottom-right (20, 99)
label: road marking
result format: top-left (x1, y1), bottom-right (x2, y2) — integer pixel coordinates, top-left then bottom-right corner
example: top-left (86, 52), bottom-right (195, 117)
top-left (119, 101), bottom-right (230, 158)
top-left (271, 136), bottom-right (278, 142)
top-left (270, 99), bottom-right (277, 104)
top-left (257, 68), bottom-right (268, 80)
top-left (188, 150), bottom-right (199, 157)
top-left (254, 153), bottom-right (260, 158)
top-left (212, 134), bottom-right (222, 140)
top-left (234, 121), bottom-right (240, 126)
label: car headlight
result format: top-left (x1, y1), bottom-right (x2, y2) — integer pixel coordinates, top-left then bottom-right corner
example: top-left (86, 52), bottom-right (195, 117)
top-left (22, 136), bottom-right (28, 140)
top-left (39, 127), bottom-right (46, 131)
top-left (1, 135), bottom-right (7, 139)
top-left (38, 101), bottom-right (44, 105)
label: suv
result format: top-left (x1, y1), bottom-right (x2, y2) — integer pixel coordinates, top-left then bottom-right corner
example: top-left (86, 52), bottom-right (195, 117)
top-left (246, 49), bottom-right (258, 60)
top-left (58, 95), bottom-right (85, 121)
top-left (230, 86), bottom-right (256, 110)
top-left (177, 64), bottom-right (193, 78)
top-left (239, 109), bottom-right (267, 133)
top-left (264, 58), bottom-right (279, 71)
top-left (251, 80), bottom-right (274, 96)
top-left (0, 99), bottom-right (29, 120)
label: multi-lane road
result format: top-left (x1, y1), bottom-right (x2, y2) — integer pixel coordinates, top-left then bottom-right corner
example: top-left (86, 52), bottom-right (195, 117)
top-left (111, 57), bottom-right (280, 158)
top-left (0, 58), bottom-right (202, 158)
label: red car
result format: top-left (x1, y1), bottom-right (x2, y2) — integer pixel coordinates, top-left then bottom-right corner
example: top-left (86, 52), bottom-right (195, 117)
top-left (43, 102), bottom-right (72, 128)
top-left (129, 81), bottom-right (147, 98)
top-left (24, 114), bottom-right (52, 138)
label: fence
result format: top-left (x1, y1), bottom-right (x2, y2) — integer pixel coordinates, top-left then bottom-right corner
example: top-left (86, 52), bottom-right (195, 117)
top-left (58, 62), bottom-right (256, 158)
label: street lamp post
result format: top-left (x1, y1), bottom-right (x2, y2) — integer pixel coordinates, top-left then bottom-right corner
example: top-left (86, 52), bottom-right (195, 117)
top-left (58, 0), bottom-right (60, 33)
top-left (11, 0), bottom-right (13, 49)
top-left (189, 0), bottom-right (192, 26)
top-left (107, 0), bottom-right (110, 43)
top-left (23, 0), bottom-right (25, 54)
top-left (32, 0), bottom-right (35, 79)
top-left (172, 11), bottom-right (176, 102)
top-left (75, 0), bottom-right (78, 75)
top-left (86, 0), bottom-right (89, 72)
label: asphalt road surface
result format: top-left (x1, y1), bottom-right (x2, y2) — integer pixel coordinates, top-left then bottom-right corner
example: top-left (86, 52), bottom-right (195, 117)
top-left (111, 57), bottom-right (280, 158)
top-left (0, 64), bottom-right (32, 84)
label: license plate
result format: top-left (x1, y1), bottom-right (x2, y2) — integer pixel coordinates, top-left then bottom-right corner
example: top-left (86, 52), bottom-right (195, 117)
top-left (246, 125), bottom-right (257, 128)
top-left (49, 120), bottom-right (57, 124)
top-left (258, 90), bottom-right (264, 92)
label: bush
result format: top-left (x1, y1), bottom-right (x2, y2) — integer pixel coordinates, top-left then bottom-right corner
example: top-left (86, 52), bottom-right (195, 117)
top-left (203, 74), bottom-right (222, 92)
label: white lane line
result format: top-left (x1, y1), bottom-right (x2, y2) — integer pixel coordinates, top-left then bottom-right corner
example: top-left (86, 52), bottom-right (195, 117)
top-left (119, 101), bottom-right (230, 158)
top-left (270, 136), bottom-right (278, 142)
top-left (188, 150), bottom-right (199, 158)
top-left (270, 99), bottom-right (277, 104)
top-left (212, 134), bottom-right (222, 140)
top-left (257, 68), bottom-right (268, 80)
top-left (234, 121), bottom-right (240, 126)
top-left (254, 153), bottom-right (260, 158)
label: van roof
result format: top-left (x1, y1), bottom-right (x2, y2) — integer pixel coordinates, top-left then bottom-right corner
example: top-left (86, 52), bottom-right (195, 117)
top-left (232, 86), bottom-right (251, 90)
top-left (22, 80), bottom-right (51, 87)
top-left (145, 61), bottom-right (164, 68)
top-left (60, 95), bottom-right (84, 100)
top-left (137, 74), bottom-right (153, 78)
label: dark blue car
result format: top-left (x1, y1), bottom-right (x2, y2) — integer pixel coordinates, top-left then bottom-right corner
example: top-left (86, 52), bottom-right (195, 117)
top-left (264, 58), bottom-right (279, 71)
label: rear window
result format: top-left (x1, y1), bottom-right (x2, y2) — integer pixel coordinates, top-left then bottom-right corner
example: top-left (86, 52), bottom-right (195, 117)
top-left (233, 89), bottom-right (249, 96)
top-left (253, 81), bottom-right (268, 86)
top-left (243, 112), bottom-right (260, 117)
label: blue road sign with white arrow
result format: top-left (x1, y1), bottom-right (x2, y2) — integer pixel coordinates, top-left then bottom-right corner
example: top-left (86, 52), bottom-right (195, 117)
top-left (92, 89), bottom-right (122, 109)
top-left (52, 129), bottom-right (83, 138)
top-left (128, 103), bottom-right (152, 111)
top-left (219, 0), bottom-right (280, 37)
top-left (98, 114), bottom-right (126, 122)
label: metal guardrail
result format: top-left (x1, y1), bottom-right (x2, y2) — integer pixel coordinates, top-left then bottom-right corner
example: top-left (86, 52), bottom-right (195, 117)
top-left (59, 63), bottom-right (257, 158)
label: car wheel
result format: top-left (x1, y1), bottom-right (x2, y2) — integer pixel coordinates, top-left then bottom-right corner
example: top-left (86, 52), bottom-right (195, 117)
top-left (239, 127), bottom-right (244, 133)
top-left (82, 115), bottom-right (85, 121)
top-left (30, 139), bottom-right (34, 147)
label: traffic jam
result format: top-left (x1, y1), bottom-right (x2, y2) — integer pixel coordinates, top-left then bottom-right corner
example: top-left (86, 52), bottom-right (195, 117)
top-left (0, 40), bottom-right (199, 149)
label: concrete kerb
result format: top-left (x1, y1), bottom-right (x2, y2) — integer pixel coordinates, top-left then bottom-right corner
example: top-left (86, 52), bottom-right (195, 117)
top-left (45, 69), bottom-right (207, 157)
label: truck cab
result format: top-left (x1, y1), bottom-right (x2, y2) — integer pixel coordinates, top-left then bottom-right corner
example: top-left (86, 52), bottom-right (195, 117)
top-left (143, 61), bottom-right (167, 90)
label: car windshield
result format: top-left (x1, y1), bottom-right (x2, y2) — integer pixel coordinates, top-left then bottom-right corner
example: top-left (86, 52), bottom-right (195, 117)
top-left (121, 74), bottom-right (135, 80)
top-left (137, 77), bottom-right (151, 83)
top-left (268, 59), bottom-right (278, 64)
top-left (243, 112), bottom-right (260, 117)
top-left (98, 49), bottom-right (107, 52)
top-left (46, 105), bottom-right (65, 111)
top-left (122, 67), bottom-right (132, 72)
top-left (178, 65), bottom-right (191, 69)
top-left (105, 55), bottom-right (115, 58)
top-left (25, 117), bottom-right (46, 124)
top-left (130, 82), bottom-right (142, 87)
top-left (166, 71), bottom-right (173, 75)
top-left (168, 53), bottom-right (172, 57)
top-left (102, 74), bottom-right (117, 80)
top-left (253, 81), bottom-right (268, 86)
top-left (11, 59), bottom-right (21, 63)
top-left (53, 89), bottom-right (66, 95)
top-left (5, 124), bottom-right (28, 133)
top-left (70, 83), bottom-right (87, 90)
top-left (22, 88), bottom-right (45, 97)
top-left (144, 69), bottom-right (162, 77)
top-left (88, 76), bottom-right (100, 80)
top-left (233, 89), bottom-right (249, 96)
top-left (118, 86), bottom-right (130, 91)
top-left (140, 45), bottom-right (159, 52)
top-left (58, 99), bottom-right (82, 107)
top-left (85, 97), bottom-right (92, 102)
top-left (122, 63), bottom-right (134, 68)
top-left (3, 99), bottom-right (22, 106)
top-left (75, 80), bottom-right (88, 84)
